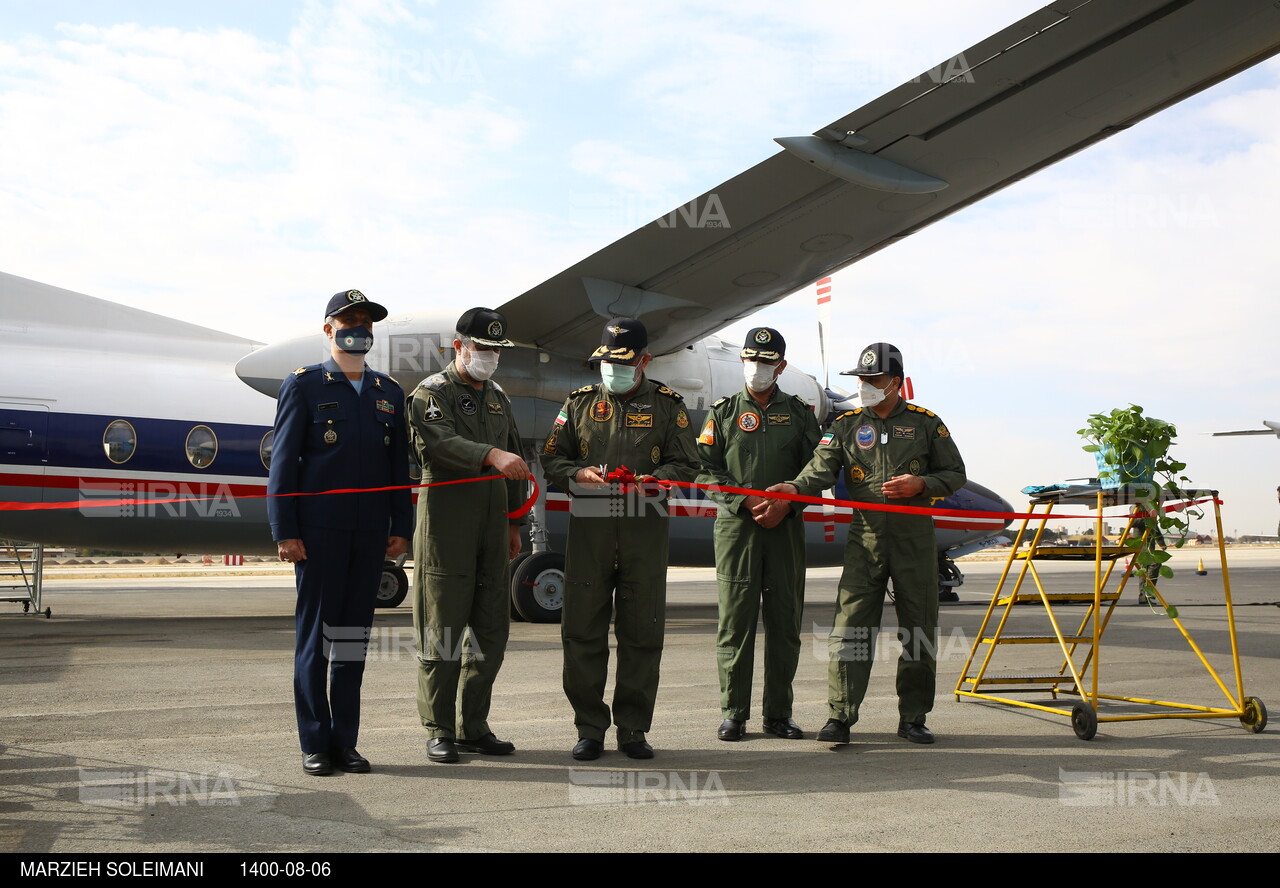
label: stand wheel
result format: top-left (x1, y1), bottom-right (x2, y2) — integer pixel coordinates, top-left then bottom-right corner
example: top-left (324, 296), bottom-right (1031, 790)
top-left (1071, 701), bottom-right (1098, 740)
top-left (1240, 697), bottom-right (1267, 733)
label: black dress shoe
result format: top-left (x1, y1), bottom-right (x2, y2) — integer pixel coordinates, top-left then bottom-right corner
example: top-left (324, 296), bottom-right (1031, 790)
top-left (302, 752), bottom-right (333, 776)
top-left (572, 738), bottom-right (603, 761)
top-left (717, 718), bottom-right (746, 741)
top-left (456, 733), bottom-right (516, 755)
top-left (427, 737), bottom-right (460, 763)
top-left (619, 738), bottom-right (654, 760)
top-left (331, 746), bottom-right (370, 773)
top-left (816, 718), bottom-right (850, 744)
top-left (763, 717), bottom-right (804, 739)
top-left (897, 721), bottom-right (935, 744)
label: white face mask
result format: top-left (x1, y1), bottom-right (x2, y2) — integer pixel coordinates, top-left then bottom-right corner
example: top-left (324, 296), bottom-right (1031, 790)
top-left (463, 348), bottom-right (500, 381)
top-left (743, 360), bottom-right (778, 392)
top-left (858, 379), bottom-right (893, 407)
top-left (600, 361), bottom-right (639, 394)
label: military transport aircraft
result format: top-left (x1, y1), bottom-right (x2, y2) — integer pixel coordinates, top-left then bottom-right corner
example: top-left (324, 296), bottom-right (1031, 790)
top-left (4, 0), bottom-right (1280, 620)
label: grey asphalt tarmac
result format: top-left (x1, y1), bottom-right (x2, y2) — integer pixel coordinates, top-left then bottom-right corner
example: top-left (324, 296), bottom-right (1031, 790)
top-left (2, 548), bottom-right (1277, 853)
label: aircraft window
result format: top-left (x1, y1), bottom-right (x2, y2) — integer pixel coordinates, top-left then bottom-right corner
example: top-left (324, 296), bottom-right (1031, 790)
top-left (185, 425), bottom-right (218, 469)
top-left (260, 430), bottom-right (274, 470)
top-left (103, 420), bottom-right (137, 465)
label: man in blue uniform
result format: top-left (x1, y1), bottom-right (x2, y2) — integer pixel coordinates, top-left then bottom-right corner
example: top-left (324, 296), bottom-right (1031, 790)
top-left (268, 289), bottom-right (413, 776)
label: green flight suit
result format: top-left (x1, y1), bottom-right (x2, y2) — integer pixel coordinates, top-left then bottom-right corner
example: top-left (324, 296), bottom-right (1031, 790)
top-left (408, 363), bottom-right (527, 742)
top-left (696, 387), bottom-right (821, 722)
top-left (789, 401), bottom-right (966, 725)
top-left (540, 377), bottom-right (699, 744)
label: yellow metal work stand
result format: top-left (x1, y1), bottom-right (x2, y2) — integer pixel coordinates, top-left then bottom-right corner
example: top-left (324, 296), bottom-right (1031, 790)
top-left (954, 484), bottom-right (1267, 740)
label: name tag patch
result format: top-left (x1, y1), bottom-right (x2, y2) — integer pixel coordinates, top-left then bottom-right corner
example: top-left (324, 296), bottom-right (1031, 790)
top-left (487, 402), bottom-right (504, 415)
top-left (625, 413), bottom-right (653, 428)
top-left (318, 402), bottom-right (339, 411)
top-left (767, 413), bottom-right (791, 426)
top-left (892, 425), bottom-right (915, 440)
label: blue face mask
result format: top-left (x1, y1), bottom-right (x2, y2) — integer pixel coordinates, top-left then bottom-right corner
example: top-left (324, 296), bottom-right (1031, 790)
top-left (600, 361), bottom-right (639, 394)
top-left (334, 325), bottom-right (373, 354)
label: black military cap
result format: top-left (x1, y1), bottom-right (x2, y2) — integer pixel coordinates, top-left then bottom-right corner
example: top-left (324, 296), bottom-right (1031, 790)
top-left (590, 317), bottom-right (647, 363)
top-left (325, 289), bottom-right (388, 323)
top-left (840, 342), bottom-right (904, 378)
top-left (456, 307), bottom-right (514, 347)
top-left (740, 327), bottom-right (785, 362)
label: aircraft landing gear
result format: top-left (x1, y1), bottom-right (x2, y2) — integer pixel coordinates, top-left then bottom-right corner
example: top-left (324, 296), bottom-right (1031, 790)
top-left (939, 552), bottom-right (963, 603)
top-left (510, 552), bottom-right (565, 624)
top-left (376, 562), bottom-right (409, 608)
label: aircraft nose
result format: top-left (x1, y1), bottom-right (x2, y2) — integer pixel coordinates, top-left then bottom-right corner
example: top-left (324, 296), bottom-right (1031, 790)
top-left (235, 334), bottom-right (327, 397)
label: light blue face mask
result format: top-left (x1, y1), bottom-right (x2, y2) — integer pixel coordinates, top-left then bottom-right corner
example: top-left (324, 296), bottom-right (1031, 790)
top-left (600, 361), bottom-right (639, 394)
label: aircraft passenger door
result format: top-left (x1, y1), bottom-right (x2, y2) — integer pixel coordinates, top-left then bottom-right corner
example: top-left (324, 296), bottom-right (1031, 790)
top-left (0, 402), bottom-right (49, 501)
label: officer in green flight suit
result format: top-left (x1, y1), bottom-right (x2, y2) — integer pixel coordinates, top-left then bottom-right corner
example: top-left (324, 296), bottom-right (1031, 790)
top-left (767, 343), bottom-right (966, 745)
top-left (540, 318), bottom-right (699, 761)
top-left (407, 307), bottom-right (531, 764)
top-left (696, 327), bottom-right (821, 742)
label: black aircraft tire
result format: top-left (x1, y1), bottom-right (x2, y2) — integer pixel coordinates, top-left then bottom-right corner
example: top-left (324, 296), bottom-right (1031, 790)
top-left (512, 552), bottom-right (565, 624)
top-left (376, 565), bottom-right (409, 609)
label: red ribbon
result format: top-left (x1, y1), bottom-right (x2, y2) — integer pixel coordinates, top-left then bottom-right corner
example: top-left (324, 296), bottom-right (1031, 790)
top-left (0, 475), bottom-right (540, 520)
top-left (0, 469), bottom-right (1215, 524)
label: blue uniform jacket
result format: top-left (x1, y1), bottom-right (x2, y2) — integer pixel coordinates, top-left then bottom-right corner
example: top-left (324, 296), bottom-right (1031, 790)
top-left (268, 357), bottom-right (414, 542)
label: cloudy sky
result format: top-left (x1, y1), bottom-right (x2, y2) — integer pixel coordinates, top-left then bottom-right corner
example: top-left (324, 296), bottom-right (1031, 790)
top-left (2, 0), bottom-right (1278, 536)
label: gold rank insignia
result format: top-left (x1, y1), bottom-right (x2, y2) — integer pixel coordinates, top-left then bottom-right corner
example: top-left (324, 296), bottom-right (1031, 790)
top-left (656, 386), bottom-right (681, 399)
top-left (374, 377), bottom-right (383, 388)
top-left (292, 366), bottom-right (309, 376)
top-left (324, 372), bottom-right (334, 382)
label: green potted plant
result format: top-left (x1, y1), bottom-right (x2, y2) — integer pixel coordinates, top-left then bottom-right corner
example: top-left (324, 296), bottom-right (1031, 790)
top-left (1077, 404), bottom-right (1201, 611)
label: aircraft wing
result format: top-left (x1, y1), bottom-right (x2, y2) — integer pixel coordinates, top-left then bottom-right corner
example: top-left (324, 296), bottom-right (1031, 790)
top-left (498, 0), bottom-right (1280, 358)
top-left (1213, 421), bottom-right (1280, 437)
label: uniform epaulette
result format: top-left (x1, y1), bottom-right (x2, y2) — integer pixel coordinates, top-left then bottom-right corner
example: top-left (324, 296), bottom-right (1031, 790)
top-left (654, 384), bottom-right (683, 401)
top-left (491, 380), bottom-right (505, 394)
top-left (292, 366), bottom-right (314, 376)
top-left (835, 410), bottom-right (857, 421)
top-left (569, 384), bottom-right (596, 397)
top-left (421, 373), bottom-right (447, 391)
top-left (711, 396), bottom-right (728, 408)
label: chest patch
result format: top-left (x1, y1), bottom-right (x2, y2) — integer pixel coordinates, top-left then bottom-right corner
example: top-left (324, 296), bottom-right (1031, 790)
top-left (318, 402), bottom-right (339, 411)
top-left (738, 412), bottom-right (760, 432)
top-left (767, 413), bottom-right (791, 426)
top-left (892, 425), bottom-right (914, 440)
top-left (457, 393), bottom-right (477, 416)
top-left (377, 399), bottom-right (394, 414)
top-left (592, 401), bottom-right (614, 422)
top-left (855, 424), bottom-right (876, 450)
top-left (848, 466), bottom-right (865, 482)
top-left (625, 413), bottom-right (653, 428)
top-left (487, 401), bottom-right (504, 415)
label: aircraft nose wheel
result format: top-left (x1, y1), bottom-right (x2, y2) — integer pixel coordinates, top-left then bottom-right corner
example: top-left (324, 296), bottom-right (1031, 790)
top-left (376, 565), bottom-right (409, 608)
top-left (511, 552), bottom-right (565, 623)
